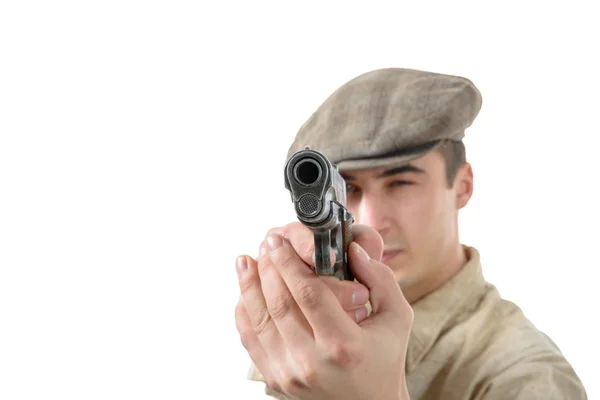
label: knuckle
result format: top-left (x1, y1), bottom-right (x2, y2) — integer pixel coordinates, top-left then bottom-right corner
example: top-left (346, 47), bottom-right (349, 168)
top-left (279, 225), bottom-right (290, 238)
top-left (266, 378), bottom-right (282, 393)
top-left (285, 221), bottom-right (303, 233)
top-left (267, 293), bottom-right (293, 320)
top-left (281, 222), bottom-right (314, 262)
top-left (377, 262), bottom-right (398, 286)
top-left (322, 341), bottom-right (363, 367)
top-left (235, 301), bottom-right (246, 325)
top-left (286, 222), bottom-right (311, 247)
top-left (238, 274), bottom-right (255, 294)
top-left (234, 298), bottom-right (244, 317)
top-left (379, 262), bottom-right (396, 280)
top-left (299, 359), bottom-right (318, 387)
top-left (280, 370), bottom-right (305, 393)
top-left (252, 307), bottom-right (271, 335)
top-left (267, 226), bottom-right (282, 238)
top-left (278, 250), bottom-right (297, 270)
top-left (296, 280), bottom-right (321, 309)
top-left (297, 240), bottom-right (313, 262)
top-left (238, 328), bottom-right (254, 350)
top-left (257, 254), bottom-right (271, 273)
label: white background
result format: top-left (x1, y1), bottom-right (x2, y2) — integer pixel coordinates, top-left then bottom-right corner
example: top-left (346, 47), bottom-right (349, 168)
top-left (1, 1), bottom-right (598, 399)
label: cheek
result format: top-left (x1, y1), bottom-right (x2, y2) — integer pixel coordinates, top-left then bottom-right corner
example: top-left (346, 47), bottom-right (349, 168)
top-left (395, 188), bottom-right (446, 242)
top-left (346, 198), bottom-right (358, 217)
top-left (419, 190), bottom-right (456, 248)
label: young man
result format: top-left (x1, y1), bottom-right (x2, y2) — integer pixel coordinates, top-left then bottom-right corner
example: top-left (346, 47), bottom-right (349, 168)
top-left (234, 68), bottom-right (587, 399)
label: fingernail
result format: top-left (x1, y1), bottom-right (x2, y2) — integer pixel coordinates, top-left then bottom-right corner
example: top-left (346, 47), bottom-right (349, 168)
top-left (355, 306), bottom-right (368, 323)
top-left (236, 256), bottom-right (247, 277)
top-left (266, 234), bottom-right (283, 251)
top-left (354, 243), bottom-right (370, 262)
top-left (352, 288), bottom-right (369, 305)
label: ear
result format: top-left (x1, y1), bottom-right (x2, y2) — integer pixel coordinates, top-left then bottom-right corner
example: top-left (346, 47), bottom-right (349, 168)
top-left (454, 162), bottom-right (473, 209)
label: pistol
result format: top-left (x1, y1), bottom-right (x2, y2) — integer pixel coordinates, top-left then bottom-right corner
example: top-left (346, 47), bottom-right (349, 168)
top-left (284, 146), bottom-right (355, 281)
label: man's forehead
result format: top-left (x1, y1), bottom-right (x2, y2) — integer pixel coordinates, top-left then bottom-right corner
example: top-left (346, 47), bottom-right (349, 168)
top-left (340, 165), bottom-right (392, 177)
top-left (340, 162), bottom-right (426, 180)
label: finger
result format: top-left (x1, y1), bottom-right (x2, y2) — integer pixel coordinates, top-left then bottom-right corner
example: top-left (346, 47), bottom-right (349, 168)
top-left (351, 223), bottom-right (384, 262)
top-left (236, 255), bottom-right (285, 357)
top-left (235, 297), bottom-right (278, 388)
top-left (270, 222), bottom-right (383, 267)
top-left (256, 249), bottom-right (315, 351)
top-left (321, 275), bottom-right (370, 312)
top-left (348, 305), bottom-right (369, 324)
top-left (265, 233), bottom-right (358, 341)
top-left (268, 223), bottom-right (375, 311)
top-left (268, 226), bottom-right (371, 314)
top-left (347, 242), bottom-right (413, 327)
top-left (267, 223), bottom-right (335, 268)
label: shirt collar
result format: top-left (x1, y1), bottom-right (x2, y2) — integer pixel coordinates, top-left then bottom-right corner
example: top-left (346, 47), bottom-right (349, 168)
top-left (405, 246), bottom-right (489, 373)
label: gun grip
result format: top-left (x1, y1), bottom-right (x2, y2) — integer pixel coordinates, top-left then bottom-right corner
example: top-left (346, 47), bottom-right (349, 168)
top-left (312, 208), bottom-right (354, 281)
top-left (313, 231), bottom-right (333, 276)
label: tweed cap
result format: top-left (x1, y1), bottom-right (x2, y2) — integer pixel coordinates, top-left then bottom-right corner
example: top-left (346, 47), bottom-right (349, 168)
top-left (286, 68), bottom-right (482, 171)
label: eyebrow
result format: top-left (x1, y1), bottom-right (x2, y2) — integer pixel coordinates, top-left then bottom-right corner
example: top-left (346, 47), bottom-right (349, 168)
top-left (342, 164), bottom-right (426, 180)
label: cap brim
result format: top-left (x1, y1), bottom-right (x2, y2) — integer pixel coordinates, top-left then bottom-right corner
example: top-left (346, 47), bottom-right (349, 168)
top-left (335, 140), bottom-right (443, 171)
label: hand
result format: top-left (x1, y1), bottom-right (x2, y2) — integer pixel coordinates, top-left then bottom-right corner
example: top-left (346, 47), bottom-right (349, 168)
top-left (234, 222), bottom-right (413, 400)
top-left (255, 223), bottom-right (383, 323)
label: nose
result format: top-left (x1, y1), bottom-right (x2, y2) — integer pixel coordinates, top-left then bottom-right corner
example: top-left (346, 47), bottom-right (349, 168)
top-left (355, 191), bottom-right (391, 236)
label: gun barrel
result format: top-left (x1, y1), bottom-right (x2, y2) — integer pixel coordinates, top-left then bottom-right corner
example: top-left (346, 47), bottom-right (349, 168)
top-left (293, 158), bottom-right (322, 186)
top-left (284, 147), bottom-right (354, 281)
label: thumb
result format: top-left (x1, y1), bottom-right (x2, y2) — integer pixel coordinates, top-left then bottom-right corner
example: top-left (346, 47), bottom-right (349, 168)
top-left (351, 224), bottom-right (384, 262)
top-left (348, 242), bottom-right (413, 324)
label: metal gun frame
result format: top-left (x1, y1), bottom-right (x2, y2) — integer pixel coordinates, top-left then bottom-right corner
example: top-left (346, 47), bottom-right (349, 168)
top-left (284, 147), bottom-right (355, 281)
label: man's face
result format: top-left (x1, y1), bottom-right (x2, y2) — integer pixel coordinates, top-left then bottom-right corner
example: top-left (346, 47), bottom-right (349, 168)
top-left (341, 150), bottom-right (473, 300)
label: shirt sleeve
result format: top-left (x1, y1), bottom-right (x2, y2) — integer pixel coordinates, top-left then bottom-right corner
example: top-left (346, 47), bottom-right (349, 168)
top-left (478, 359), bottom-right (587, 400)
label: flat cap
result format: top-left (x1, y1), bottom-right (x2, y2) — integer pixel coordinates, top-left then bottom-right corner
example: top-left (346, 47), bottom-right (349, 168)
top-left (287, 68), bottom-right (482, 171)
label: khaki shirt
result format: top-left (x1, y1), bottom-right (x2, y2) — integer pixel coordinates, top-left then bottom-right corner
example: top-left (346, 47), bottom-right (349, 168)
top-left (247, 246), bottom-right (587, 399)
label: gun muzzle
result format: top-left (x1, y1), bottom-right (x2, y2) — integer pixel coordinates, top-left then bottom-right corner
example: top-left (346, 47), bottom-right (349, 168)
top-left (284, 146), bottom-right (354, 281)
top-left (292, 158), bottom-right (323, 217)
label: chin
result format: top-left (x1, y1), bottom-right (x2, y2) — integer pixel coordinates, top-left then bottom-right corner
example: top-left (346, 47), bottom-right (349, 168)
top-left (387, 257), bottom-right (416, 285)
top-left (394, 275), bottom-right (416, 294)
top-left (389, 263), bottom-right (409, 282)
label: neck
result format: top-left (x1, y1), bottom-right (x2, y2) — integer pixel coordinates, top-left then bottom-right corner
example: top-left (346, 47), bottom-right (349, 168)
top-left (403, 243), bottom-right (467, 304)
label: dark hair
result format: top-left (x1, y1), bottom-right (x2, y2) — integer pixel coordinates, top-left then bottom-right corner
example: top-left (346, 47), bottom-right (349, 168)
top-left (438, 140), bottom-right (466, 188)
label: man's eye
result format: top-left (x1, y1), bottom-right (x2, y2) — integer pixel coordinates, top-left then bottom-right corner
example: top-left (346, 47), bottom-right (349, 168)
top-left (346, 183), bottom-right (357, 192)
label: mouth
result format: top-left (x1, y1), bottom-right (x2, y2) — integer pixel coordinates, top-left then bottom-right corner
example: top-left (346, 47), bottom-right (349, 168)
top-left (381, 249), bottom-right (403, 264)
